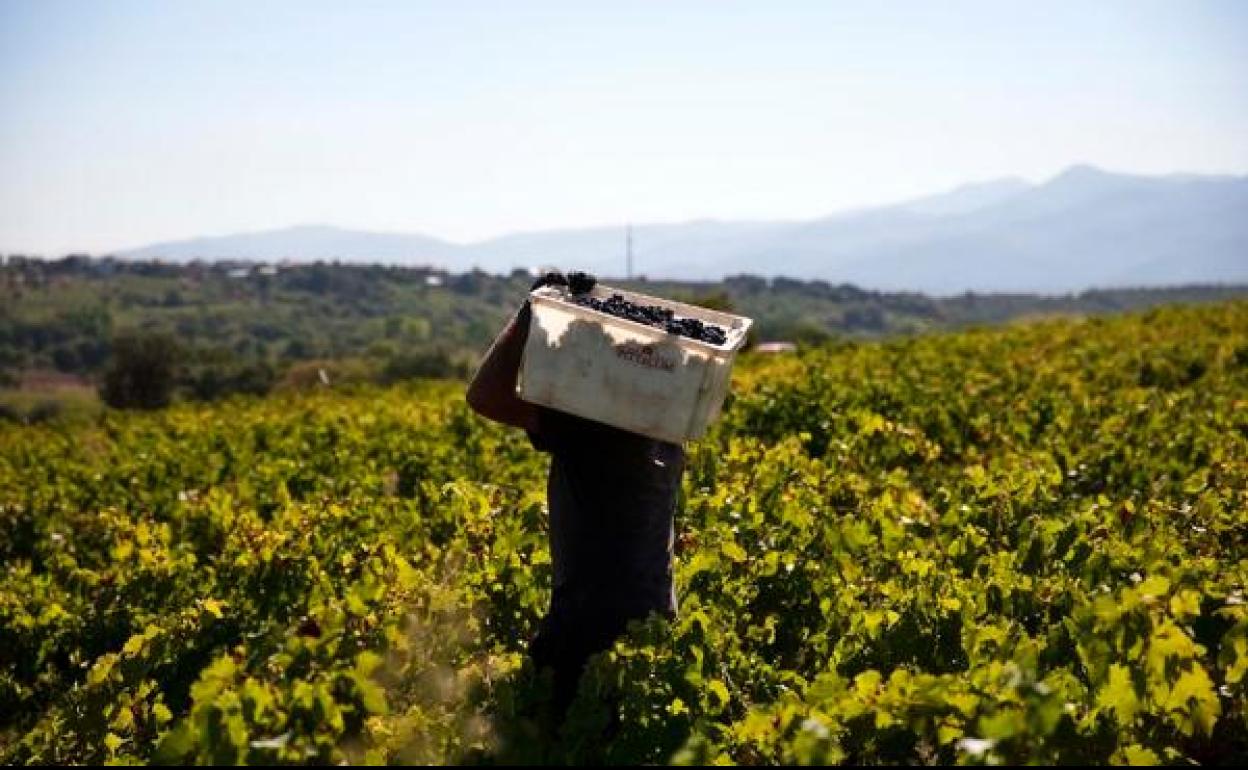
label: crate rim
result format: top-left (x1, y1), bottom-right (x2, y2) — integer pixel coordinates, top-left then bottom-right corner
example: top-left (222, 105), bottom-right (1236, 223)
top-left (529, 283), bottom-right (753, 354)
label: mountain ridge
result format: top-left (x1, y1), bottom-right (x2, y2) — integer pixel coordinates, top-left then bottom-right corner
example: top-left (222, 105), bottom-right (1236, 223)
top-left (110, 166), bottom-right (1248, 294)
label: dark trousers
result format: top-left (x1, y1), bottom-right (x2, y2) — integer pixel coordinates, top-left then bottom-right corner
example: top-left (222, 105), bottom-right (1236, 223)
top-left (528, 581), bottom-right (674, 721)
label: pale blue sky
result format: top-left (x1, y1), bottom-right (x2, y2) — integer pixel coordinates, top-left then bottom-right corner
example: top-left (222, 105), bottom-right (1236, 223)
top-left (2, 0), bottom-right (1246, 255)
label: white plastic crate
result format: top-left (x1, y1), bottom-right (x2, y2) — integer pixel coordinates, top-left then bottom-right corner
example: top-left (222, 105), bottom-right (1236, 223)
top-left (517, 283), bottom-right (753, 444)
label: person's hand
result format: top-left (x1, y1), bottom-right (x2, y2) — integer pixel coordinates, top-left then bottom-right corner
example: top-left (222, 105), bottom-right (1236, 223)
top-left (530, 271), bottom-right (568, 292)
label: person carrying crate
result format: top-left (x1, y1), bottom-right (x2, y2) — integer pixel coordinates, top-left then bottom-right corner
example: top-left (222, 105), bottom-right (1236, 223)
top-left (465, 270), bottom-right (685, 726)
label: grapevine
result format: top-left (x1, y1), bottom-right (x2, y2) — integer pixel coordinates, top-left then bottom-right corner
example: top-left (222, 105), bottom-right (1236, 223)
top-left (1, 301), bottom-right (1245, 765)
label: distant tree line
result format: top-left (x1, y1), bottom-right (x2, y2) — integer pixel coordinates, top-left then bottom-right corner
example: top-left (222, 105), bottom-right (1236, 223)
top-left (2, 255), bottom-right (1245, 412)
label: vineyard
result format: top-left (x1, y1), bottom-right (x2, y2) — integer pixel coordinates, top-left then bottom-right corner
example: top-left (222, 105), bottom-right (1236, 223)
top-left (1, 300), bottom-right (1246, 765)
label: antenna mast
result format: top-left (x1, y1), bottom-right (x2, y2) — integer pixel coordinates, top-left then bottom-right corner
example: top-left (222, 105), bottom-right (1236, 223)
top-left (626, 223), bottom-right (634, 280)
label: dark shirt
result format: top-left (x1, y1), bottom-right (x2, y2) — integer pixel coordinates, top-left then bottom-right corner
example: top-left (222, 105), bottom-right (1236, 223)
top-left (527, 405), bottom-right (685, 620)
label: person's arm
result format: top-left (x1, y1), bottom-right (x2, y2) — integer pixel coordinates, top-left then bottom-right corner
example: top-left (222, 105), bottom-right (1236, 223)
top-left (465, 301), bottom-right (541, 432)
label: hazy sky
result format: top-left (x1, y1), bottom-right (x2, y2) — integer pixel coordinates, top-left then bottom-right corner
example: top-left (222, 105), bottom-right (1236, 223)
top-left (2, 0), bottom-right (1246, 255)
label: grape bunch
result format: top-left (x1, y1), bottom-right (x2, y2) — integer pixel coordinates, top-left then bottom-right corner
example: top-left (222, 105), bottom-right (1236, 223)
top-left (531, 270), bottom-right (598, 294)
top-left (567, 271), bottom-right (597, 295)
top-left (570, 292), bottom-right (729, 346)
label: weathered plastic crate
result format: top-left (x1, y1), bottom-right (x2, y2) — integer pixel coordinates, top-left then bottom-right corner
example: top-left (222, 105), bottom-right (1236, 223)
top-left (518, 283), bottom-right (753, 444)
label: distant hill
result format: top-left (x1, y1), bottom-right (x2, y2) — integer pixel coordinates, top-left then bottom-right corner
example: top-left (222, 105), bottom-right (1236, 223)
top-left (121, 224), bottom-right (459, 264)
top-left (114, 166), bottom-right (1248, 294)
top-left (898, 177), bottom-right (1033, 217)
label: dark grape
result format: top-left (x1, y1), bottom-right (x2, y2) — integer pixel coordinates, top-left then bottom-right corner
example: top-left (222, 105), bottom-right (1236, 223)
top-left (569, 292), bottom-right (729, 345)
top-left (567, 271), bottom-right (597, 295)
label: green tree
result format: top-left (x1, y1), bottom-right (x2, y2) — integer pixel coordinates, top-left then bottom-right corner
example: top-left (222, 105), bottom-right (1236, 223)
top-left (100, 332), bottom-right (180, 409)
